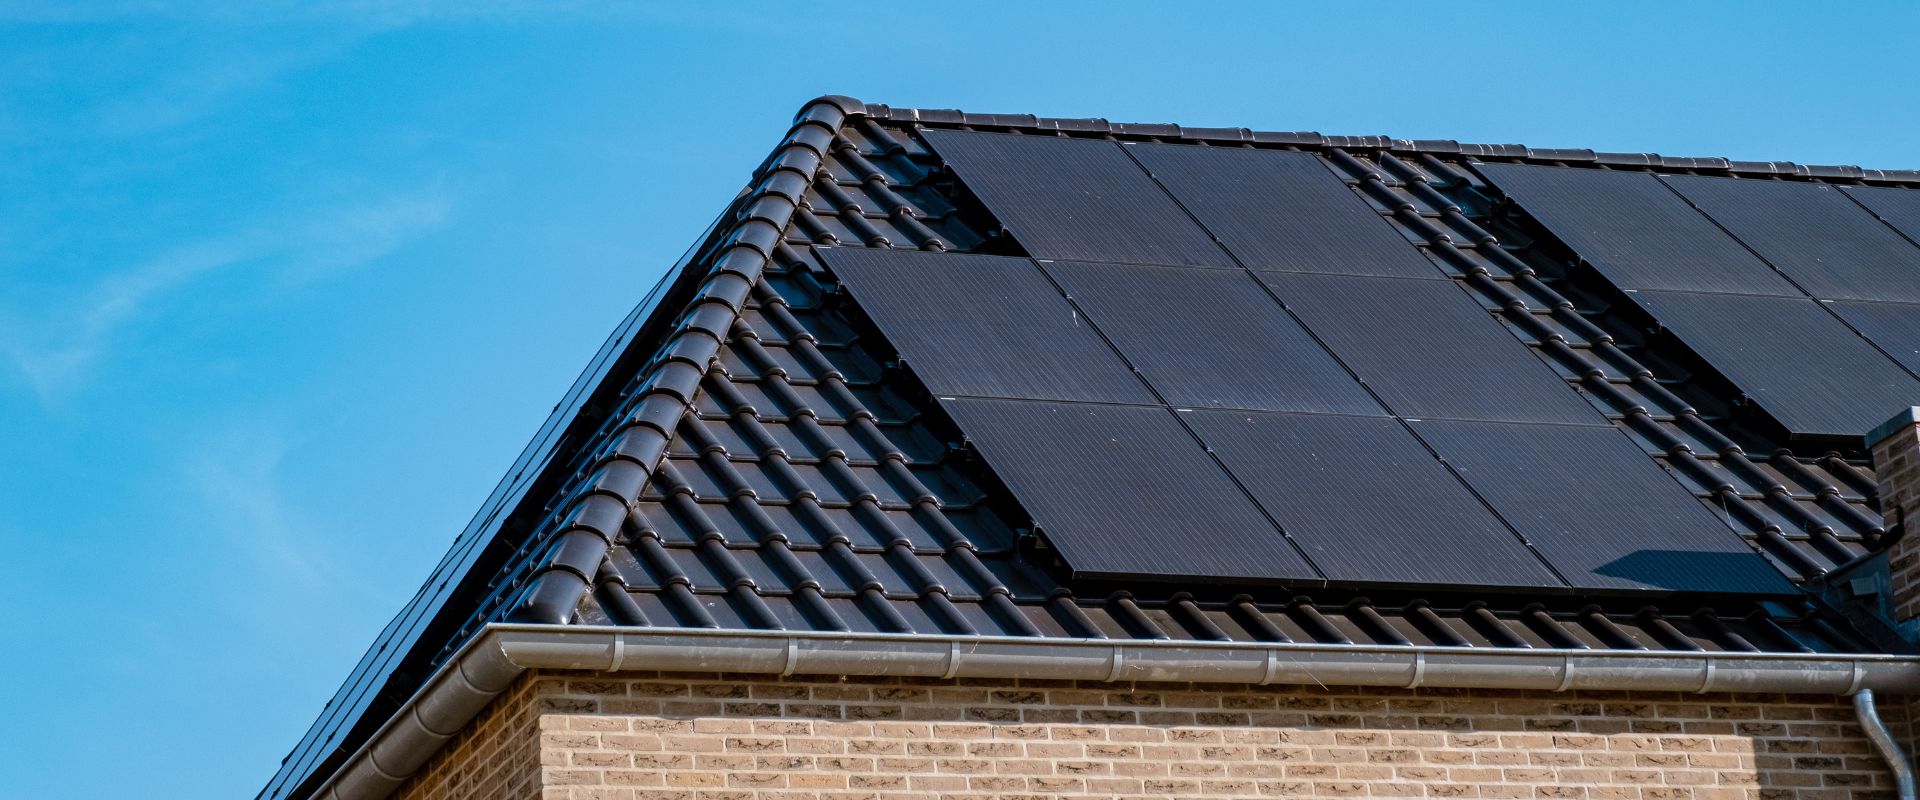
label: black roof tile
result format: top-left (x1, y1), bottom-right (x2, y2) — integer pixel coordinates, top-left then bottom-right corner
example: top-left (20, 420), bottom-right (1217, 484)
top-left (264, 97), bottom-right (1918, 800)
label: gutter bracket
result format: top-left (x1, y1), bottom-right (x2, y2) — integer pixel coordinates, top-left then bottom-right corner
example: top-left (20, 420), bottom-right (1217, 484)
top-left (941, 640), bottom-right (962, 680)
top-left (1696, 659), bottom-right (1717, 694)
top-left (1106, 645), bottom-right (1126, 683)
top-left (1407, 651), bottom-right (1428, 689)
top-left (780, 637), bottom-right (799, 677)
top-left (608, 633), bottom-right (626, 673)
top-left (1555, 653), bottom-right (1576, 692)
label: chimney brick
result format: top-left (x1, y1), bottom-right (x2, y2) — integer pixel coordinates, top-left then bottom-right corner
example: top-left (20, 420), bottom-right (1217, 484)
top-left (1867, 407), bottom-right (1920, 628)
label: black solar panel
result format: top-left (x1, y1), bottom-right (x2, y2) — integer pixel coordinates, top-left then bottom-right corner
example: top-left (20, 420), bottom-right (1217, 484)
top-left (1181, 410), bottom-right (1562, 589)
top-left (1474, 162), bottom-right (1800, 297)
top-left (1828, 299), bottom-right (1920, 377)
top-left (1258, 272), bottom-right (1604, 425)
top-left (819, 247), bottom-right (1155, 404)
top-left (1630, 290), bottom-right (1920, 438)
top-left (941, 398), bottom-right (1318, 582)
top-left (1843, 185), bottom-right (1920, 245)
top-left (1042, 260), bottom-right (1385, 415)
top-left (920, 129), bottom-right (1231, 267)
top-left (1408, 419), bottom-right (1793, 594)
top-left (1661, 174), bottom-right (1920, 302)
top-left (1126, 143), bottom-right (1441, 278)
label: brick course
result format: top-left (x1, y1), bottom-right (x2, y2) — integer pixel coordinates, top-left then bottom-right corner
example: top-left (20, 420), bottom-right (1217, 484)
top-left (393, 671), bottom-right (1905, 800)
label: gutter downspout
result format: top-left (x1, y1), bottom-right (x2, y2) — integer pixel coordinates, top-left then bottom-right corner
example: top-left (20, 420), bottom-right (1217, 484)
top-left (312, 625), bottom-right (1920, 800)
top-left (1856, 688), bottom-right (1918, 800)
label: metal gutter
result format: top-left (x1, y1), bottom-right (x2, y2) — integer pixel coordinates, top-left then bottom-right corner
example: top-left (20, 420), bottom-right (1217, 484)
top-left (311, 624), bottom-right (1920, 799)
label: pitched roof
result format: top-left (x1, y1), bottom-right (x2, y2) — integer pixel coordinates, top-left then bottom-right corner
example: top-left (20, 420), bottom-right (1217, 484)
top-left (262, 97), bottom-right (1919, 799)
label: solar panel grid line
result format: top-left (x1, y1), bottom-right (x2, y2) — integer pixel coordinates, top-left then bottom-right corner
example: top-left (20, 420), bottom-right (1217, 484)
top-left (1406, 418), bottom-right (1796, 595)
top-left (1824, 298), bottom-right (1920, 378)
top-left (1104, 140), bottom-right (1441, 419)
top-left (1178, 409), bottom-right (1571, 590)
top-left (848, 138), bottom-right (1848, 593)
top-left (1841, 184), bottom-right (1920, 249)
top-left (823, 244), bottom-right (1348, 583)
top-left (1035, 260), bottom-right (1387, 415)
top-left (1012, 256), bottom-right (1336, 582)
top-left (1104, 142), bottom-right (1603, 589)
top-left (815, 247), bottom-right (1158, 405)
top-left (1470, 161), bottom-right (1802, 297)
top-left (1111, 144), bottom-right (1606, 590)
top-left (1121, 141), bottom-right (1446, 279)
top-left (1643, 173), bottom-right (1920, 391)
top-left (938, 397), bottom-right (1326, 583)
top-left (1655, 173), bottom-right (1920, 303)
top-left (1344, 157), bottom-right (1866, 579)
top-left (1255, 271), bottom-right (1611, 426)
top-left (838, 153), bottom-right (1587, 588)
top-left (917, 128), bottom-right (1233, 267)
top-left (1430, 159), bottom-right (1893, 574)
top-left (1476, 161), bottom-right (1920, 437)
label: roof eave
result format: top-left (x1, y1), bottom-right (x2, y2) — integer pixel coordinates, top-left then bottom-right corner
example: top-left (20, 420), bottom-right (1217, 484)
top-left (313, 623), bottom-right (1920, 800)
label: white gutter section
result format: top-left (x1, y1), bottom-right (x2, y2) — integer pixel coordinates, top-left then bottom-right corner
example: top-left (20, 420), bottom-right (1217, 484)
top-left (313, 624), bottom-right (1920, 800)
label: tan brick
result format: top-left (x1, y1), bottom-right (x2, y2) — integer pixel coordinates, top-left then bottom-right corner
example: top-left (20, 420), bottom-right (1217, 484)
top-left (394, 671), bottom-right (1897, 800)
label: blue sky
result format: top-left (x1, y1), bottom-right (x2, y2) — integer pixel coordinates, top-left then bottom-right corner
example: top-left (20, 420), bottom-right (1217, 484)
top-left (1, 2), bottom-right (1915, 796)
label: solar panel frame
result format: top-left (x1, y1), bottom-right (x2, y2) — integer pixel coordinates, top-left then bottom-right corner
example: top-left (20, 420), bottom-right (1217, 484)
top-left (920, 129), bottom-right (1233, 267)
top-left (818, 247), bottom-right (1156, 404)
top-left (1408, 418), bottom-right (1795, 594)
top-left (1827, 299), bottom-right (1920, 377)
top-left (1842, 184), bottom-right (1920, 246)
top-left (1125, 143), bottom-right (1443, 279)
top-left (1473, 162), bottom-right (1801, 297)
top-left (941, 397), bottom-right (1320, 582)
top-left (1629, 289), bottom-right (1920, 438)
top-left (1258, 272), bottom-right (1607, 425)
top-left (1661, 174), bottom-right (1920, 302)
top-left (1041, 260), bottom-right (1386, 415)
top-left (1180, 409), bottom-right (1564, 589)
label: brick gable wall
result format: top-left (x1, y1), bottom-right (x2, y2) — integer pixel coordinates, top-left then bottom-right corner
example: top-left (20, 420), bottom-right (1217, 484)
top-left (1869, 412), bottom-right (1920, 628)
top-left (392, 671), bottom-right (1904, 800)
top-left (395, 675), bottom-right (542, 799)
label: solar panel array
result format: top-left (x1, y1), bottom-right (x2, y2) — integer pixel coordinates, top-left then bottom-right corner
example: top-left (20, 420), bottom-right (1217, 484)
top-left (1407, 419), bottom-right (1793, 593)
top-left (919, 129), bottom-right (1229, 267)
top-left (1476, 162), bottom-right (1920, 438)
top-left (1044, 261), bottom-right (1383, 415)
top-left (1629, 291), bottom-right (1920, 438)
top-left (820, 130), bottom-right (1796, 594)
top-left (1472, 163), bottom-right (1799, 296)
top-left (1126, 142), bottom-right (1441, 278)
top-left (822, 248), bottom-right (1154, 404)
top-left (1257, 272), bottom-right (1603, 425)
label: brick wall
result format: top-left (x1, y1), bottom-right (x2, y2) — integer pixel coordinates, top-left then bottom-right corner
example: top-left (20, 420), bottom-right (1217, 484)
top-left (1869, 411), bottom-right (1920, 627)
top-left (394, 670), bottom-right (1904, 800)
top-left (396, 674), bottom-right (541, 799)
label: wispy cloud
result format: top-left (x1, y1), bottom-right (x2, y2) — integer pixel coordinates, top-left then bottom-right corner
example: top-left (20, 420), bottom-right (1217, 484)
top-left (0, 0), bottom-right (692, 26)
top-left (185, 421), bottom-right (329, 588)
top-left (181, 418), bottom-right (388, 601)
top-left (0, 188), bottom-right (454, 400)
top-left (87, 38), bottom-right (352, 139)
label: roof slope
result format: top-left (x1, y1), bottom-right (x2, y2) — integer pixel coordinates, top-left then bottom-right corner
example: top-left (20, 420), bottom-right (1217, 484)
top-left (263, 97), bottom-right (1919, 799)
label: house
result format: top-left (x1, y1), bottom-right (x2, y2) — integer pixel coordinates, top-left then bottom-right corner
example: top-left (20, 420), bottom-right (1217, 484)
top-left (262, 96), bottom-right (1920, 799)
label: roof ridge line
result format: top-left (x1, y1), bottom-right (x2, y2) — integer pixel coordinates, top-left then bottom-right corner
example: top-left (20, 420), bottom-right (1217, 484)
top-left (503, 96), bottom-right (865, 624)
top-left (860, 101), bottom-right (1920, 186)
